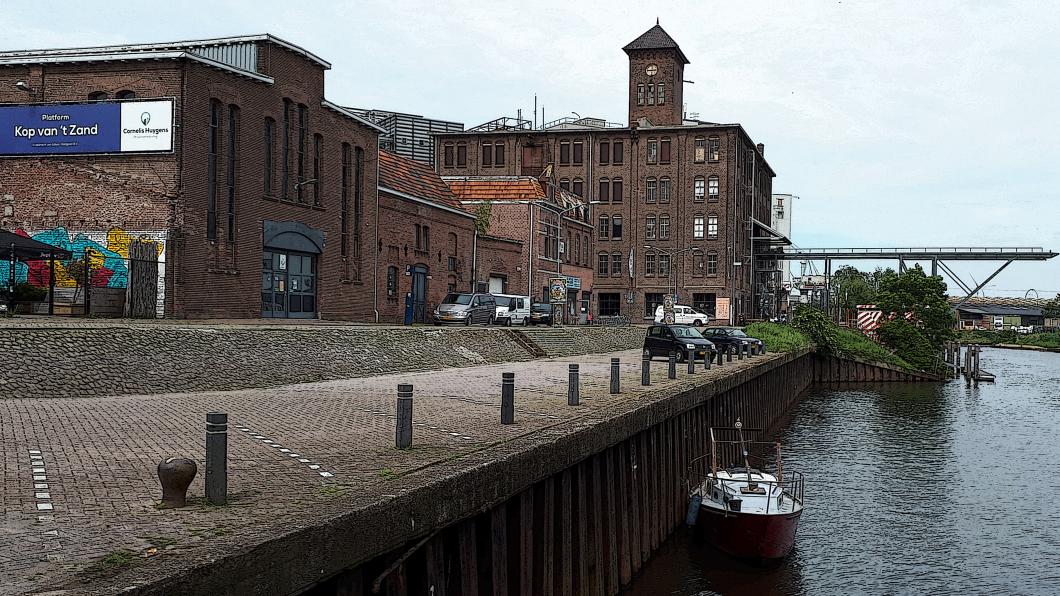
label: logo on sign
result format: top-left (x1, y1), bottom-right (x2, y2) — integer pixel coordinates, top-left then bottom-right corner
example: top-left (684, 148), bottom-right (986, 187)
top-left (140, 112), bottom-right (151, 126)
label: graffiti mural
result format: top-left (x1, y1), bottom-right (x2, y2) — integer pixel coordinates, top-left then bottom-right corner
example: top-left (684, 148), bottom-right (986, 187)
top-left (1, 226), bottom-right (167, 316)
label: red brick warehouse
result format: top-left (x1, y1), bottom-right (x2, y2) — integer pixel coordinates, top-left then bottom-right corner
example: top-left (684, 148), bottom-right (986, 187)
top-left (0, 35), bottom-right (384, 319)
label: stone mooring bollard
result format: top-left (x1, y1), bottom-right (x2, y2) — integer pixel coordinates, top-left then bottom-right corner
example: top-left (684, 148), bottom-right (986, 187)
top-left (641, 351), bottom-right (651, 386)
top-left (205, 412), bottom-right (228, 506)
top-left (610, 358), bottom-right (620, 394)
top-left (568, 364), bottom-right (580, 405)
top-left (668, 351), bottom-right (677, 379)
top-left (501, 372), bottom-right (515, 424)
top-left (157, 457), bottom-right (197, 509)
top-left (396, 384), bottom-right (414, 449)
top-left (704, 348), bottom-right (712, 370)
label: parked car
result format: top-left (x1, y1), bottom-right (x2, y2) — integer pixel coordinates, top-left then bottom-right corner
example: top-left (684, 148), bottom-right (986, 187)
top-left (528, 302), bottom-right (554, 326)
top-left (433, 293), bottom-right (497, 326)
top-left (643, 324), bottom-right (716, 362)
top-left (653, 304), bottom-right (711, 326)
top-left (701, 326), bottom-right (764, 354)
top-left (493, 294), bottom-right (531, 326)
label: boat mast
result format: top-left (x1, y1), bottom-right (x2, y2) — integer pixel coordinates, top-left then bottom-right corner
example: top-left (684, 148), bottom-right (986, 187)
top-left (735, 418), bottom-right (752, 486)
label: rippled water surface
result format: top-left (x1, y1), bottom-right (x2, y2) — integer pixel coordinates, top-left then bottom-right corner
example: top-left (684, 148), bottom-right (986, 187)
top-left (624, 348), bottom-right (1060, 595)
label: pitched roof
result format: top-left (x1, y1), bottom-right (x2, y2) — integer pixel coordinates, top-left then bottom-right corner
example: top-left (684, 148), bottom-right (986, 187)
top-left (444, 176), bottom-right (547, 203)
top-left (622, 24), bottom-right (689, 64)
top-left (947, 296), bottom-right (1049, 308)
top-left (378, 151), bottom-right (462, 210)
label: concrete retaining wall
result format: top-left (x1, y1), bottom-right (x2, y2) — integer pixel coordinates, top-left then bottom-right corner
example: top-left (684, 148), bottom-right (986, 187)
top-left (0, 325), bottom-right (646, 399)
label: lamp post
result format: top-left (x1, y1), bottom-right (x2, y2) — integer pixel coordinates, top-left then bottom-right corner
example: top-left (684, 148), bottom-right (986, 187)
top-left (645, 245), bottom-right (702, 323)
top-left (535, 198), bottom-right (600, 324)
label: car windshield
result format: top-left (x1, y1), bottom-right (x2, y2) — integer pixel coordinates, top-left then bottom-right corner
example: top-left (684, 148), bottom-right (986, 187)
top-left (532, 303), bottom-right (551, 312)
top-left (442, 293), bottom-right (473, 305)
top-left (727, 329), bottom-right (748, 337)
top-left (671, 326), bottom-right (705, 339)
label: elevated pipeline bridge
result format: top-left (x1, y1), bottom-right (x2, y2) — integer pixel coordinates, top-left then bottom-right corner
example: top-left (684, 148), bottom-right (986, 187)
top-left (772, 246), bottom-right (1058, 312)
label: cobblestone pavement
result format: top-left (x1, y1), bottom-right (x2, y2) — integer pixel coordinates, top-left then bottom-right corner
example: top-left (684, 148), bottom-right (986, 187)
top-left (0, 348), bottom-right (773, 595)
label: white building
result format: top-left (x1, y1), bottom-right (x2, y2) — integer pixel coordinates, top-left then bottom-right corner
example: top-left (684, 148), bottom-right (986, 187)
top-left (771, 193), bottom-right (796, 292)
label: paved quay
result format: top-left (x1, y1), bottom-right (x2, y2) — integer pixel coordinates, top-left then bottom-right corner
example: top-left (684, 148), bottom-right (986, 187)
top-left (0, 346), bottom-right (775, 595)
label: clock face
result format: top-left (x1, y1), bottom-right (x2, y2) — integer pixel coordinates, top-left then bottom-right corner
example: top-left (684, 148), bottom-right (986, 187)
top-left (645, 64), bottom-right (658, 76)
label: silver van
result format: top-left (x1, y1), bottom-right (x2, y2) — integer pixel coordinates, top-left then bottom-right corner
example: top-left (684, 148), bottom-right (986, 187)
top-left (434, 293), bottom-right (497, 326)
top-left (493, 294), bottom-right (531, 326)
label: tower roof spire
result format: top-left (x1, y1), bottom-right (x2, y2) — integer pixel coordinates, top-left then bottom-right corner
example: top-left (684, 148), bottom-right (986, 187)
top-left (622, 23), bottom-right (689, 64)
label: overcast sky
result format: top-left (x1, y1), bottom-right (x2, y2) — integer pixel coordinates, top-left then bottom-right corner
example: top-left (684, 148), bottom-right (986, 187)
top-left (4, 0), bottom-right (1058, 297)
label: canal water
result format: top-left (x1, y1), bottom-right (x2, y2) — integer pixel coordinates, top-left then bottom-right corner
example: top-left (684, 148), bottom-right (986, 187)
top-left (624, 347), bottom-right (1060, 595)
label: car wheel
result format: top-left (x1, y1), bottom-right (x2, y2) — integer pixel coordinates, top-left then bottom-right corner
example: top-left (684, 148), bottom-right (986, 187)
top-left (523, 318), bottom-right (529, 326)
top-left (676, 350), bottom-right (686, 363)
top-left (505, 317), bottom-right (512, 327)
top-left (464, 316), bottom-right (471, 327)
top-left (693, 319), bottom-right (703, 327)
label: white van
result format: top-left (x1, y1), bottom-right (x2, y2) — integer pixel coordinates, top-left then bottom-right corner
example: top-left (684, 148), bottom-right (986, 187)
top-left (654, 304), bottom-right (711, 326)
top-left (493, 294), bottom-right (532, 326)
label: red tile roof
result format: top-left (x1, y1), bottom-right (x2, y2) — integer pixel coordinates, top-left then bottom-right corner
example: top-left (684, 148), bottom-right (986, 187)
top-left (378, 151), bottom-right (461, 210)
top-left (444, 176), bottom-right (546, 203)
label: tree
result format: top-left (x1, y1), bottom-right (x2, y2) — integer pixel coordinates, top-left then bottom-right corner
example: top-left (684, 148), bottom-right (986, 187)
top-left (875, 265), bottom-right (954, 348)
top-left (830, 265), bottom-right (878, 315)
top-left (1044, 296), bottom-right (1060, 319)
top-left (474, 202), bottom-right (492, 235)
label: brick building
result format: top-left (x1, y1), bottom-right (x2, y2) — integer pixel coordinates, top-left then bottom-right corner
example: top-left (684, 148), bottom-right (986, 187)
top-left (0, 35), bottom-right (383, 319)
top-left (446, 176), bottom-right (595, 322)
top-left (376, 150), bottom-right (477, 323)
top-left (434, 24), bottom-right (784, 322)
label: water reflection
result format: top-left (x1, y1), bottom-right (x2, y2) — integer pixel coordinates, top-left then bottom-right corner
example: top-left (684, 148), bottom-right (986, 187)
top-left (624, 348), bottom-right (1060, 595)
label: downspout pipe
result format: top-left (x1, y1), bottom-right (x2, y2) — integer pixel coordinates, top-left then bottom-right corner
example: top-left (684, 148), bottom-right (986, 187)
top-left (373, 138), bottom-right (381, 323)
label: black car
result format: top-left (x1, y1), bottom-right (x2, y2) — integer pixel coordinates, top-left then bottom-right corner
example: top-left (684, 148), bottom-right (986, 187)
top-left (643, 324), bottom-right (716, 362)
top-left (529, 302), bottom-right (554, 326)
top-left (701, 326), bottom-right (764, 354)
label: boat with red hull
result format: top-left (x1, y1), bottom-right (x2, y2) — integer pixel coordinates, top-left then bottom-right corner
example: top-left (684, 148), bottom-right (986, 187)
top-left (687, 419), bottom-right (805, 560)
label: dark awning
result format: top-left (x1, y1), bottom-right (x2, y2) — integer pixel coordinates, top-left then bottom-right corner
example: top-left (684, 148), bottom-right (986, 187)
top-left (0, 229), bottom-right (72, 260)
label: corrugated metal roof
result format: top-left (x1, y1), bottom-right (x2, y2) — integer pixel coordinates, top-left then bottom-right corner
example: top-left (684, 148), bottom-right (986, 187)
top-left (957, 305), bottom-right (1044, 316)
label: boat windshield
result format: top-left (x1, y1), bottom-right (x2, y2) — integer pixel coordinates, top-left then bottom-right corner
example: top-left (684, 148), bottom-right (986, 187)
top-left (672, 326), bottom-right (705, 339)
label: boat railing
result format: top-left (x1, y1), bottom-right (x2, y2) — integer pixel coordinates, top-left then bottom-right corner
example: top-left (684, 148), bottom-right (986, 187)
top-left (687, 456), bottom-right (805, 513)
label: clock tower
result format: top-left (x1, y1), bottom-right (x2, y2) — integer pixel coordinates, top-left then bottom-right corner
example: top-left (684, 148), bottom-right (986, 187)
top-left (623, 23), bottom-right (689, 127)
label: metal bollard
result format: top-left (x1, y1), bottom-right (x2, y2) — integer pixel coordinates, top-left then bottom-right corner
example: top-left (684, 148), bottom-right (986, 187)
top-left (641, 351), bottom-right (651, 386)
top-left (726, 346), bottom-right (733, 362)
top-left (704, 349), bottom-right (711, 370)
top-left (760, 342), bottom-right (767, 355)
top-left (568, 364), bottom-right (580, 405)
top-left (717, 347), bottom-right (724, 366)
top-left (396, 384), bottom-right (413, 448)
top-left (205, 412), bottom-right (227, 506)
top-left (501, 372), bottom-right (515, 424)
top-left (750, 343), bottom-right (757, 357)
top-left (738, 343), bottom-right (745, 360)
top-left (687, 349), bottom-right (695, 374)
top-left (610, 358), bottom-right (620, 394)
top-left (668, 352), bottom-right (677, 379)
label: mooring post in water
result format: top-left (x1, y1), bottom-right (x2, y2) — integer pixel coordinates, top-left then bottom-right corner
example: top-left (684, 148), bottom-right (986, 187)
top-left (501, 372), bottom-right (515, 424)
top-left (396, 384), bottom-right (413, 448)
top-left (568, 364), bottom-right (580, 405)
top-left (668, 351), bottom-right (677, 379)
top-left (687, 348), bottom-right (695, 374)
top-left (610, 358), bottom-right (620, 394)
top-left (641, 351), bottom-right (651, 386)
top-left (205, 412), bottom-right (227, 506)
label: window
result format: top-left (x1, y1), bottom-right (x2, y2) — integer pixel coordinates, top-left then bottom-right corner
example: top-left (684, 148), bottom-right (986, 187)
top-left (709, 137), bottom-right (720, 161)
top-left (598, 253), bottom-right (609, 275)
top-left (611, 253), bottom-right (621, 276)
top-left (645, 252), bottom-right (656, 276)
top-left (612, 177), bottom-right (623, 203)
top-left (227, 105), bottom-right (239, 242)
top-left (708, 215), bottom-right (718, 239)
top-left (88, 91), bottom-right (108, 101)
top-left (647, 139), bottom-right (658, 164)
top-left (566, 231), bottom-right (571, 263)
top-left (694, 137), bottom-right (706, 163)
top-left (613, 141), bottom-right (624, 164)
top-left (647, 83), bottom-right (655, 105)
top-left (574, 235), bottom-right (581, 265)
top-left (693, 253), bottom-right (705, 277)
top-left (645, 293), bottom-right (664, 317)
top-left (560, 178), bottom-right (570, 191)
top-left (600, 140), bottom-right (610, 165)
top-left (599, 179), bottom-right (610, 203)
top-left (659, 214), bottom-right (670, 239)
top-left (207, 99), bottom-right (220, 240)
top-left (693, 216), bottom-right (705, 240)
top-left (660, 138), bottom-right (671, 164)
top-left (611, 215), bottom-right (623, 239)
top-left (297, 104), bottom-right (307, 203)
top-left (264, 118), bottom-right (275, 196)
top-left (457, 144), bottom-right (467, 167)
top-left (646, 177), bottom-right (657, 203)
top-left (657, 83), bottom-right (665, 105)
top-left (414, 224), bottom-right (431, 252)
top-left (708, 253), bottom-right (718, 275)
top-left (708, 175), bottom-right (719, 202)
top-left (637, 84), bottom-right (645, 106)
top-left (341, 143), bottom-right (351, 258)
top-left (444, 144), bottom-right (454, 167)
top-left (482, 143), bottom-right (493, 167)
top-left (354, 146), bottom-right (365, 276)
top-left (559, 140), bottom-right (571, 165)
top-left (573, 141), bottom-right (583, 165)
top-left (645, 215), bottom-right (656, 239)
top-left (312, 133), bottom-right (323, 207)
top-left (658, 254), bottom-right (671, 277)
top-left (599, 293), bottom-right (620, 316)
top-left (282, 99), bottom-right (291, 199)
top-left (598, 215), bottom-right (610, 239)
top-left (116, 90), bottom-right (135, 99)
top-left (495, 142), bottom-right (505, 166)
top-left (387, 266), bottom-right (398, 296)
top-left (694, 176), bottom-right (705, 202)
top-left (572, 178), bottom-right (583, 197)
top-left (659, 177), bottom-right (671, 203)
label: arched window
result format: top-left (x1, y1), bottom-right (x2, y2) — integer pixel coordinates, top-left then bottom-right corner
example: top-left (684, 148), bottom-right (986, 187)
top-left (659, 176), bottom-right (671, 203)
top-left (708, 175), bottom-right (720, 202)
top-left (572, 177), bottom-right (583, 197)
top-left (611, 252), bottom-right (622, 276)
top-left (659, 214), bottom-right (671, 239)
top-left (694, 137), bottom-right (706, 163)
top-left (693, 215), bottom-right (705, 240)
top-left (598, 215), bottom-right (610, 239)
top-left (560, 178), bottom-right (571, 192)
top-left (115, 90), bottom-right (136, 99)
top-left (694, 176), bottom-right (705, 202)
top-left (574, 235), bottom-right (581, 265)
top-left (707, 215), bottom-right (719, 239)
top-left (644, 251), bottom-right (656, 276)
top-left (645, 177), bottom-right (657, 203)
top-left (611, 215), bottom-right (623, 239)
top-left (645, 215), bottom-right (657, 240)
top-left (88, 91), bottom-right (108, 101)
top-left (387, 266), bottom-right (398, 295)
top-left (599, 178), bottom-right (610, 203)
top-left (598, 253), bottom-right (609, 275)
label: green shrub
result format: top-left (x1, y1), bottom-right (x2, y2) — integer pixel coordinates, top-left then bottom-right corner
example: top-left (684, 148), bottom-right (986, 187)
top-left (834, 328), bottom-right (912, 369)
top-left (13, 282), bottom-right (47, 303)
top-left (877, 319), bottom-right (939, 372)
top-left (745, 322), bottom-right (810, 353)
top-left (790, 305), bottom-right (839, 355)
